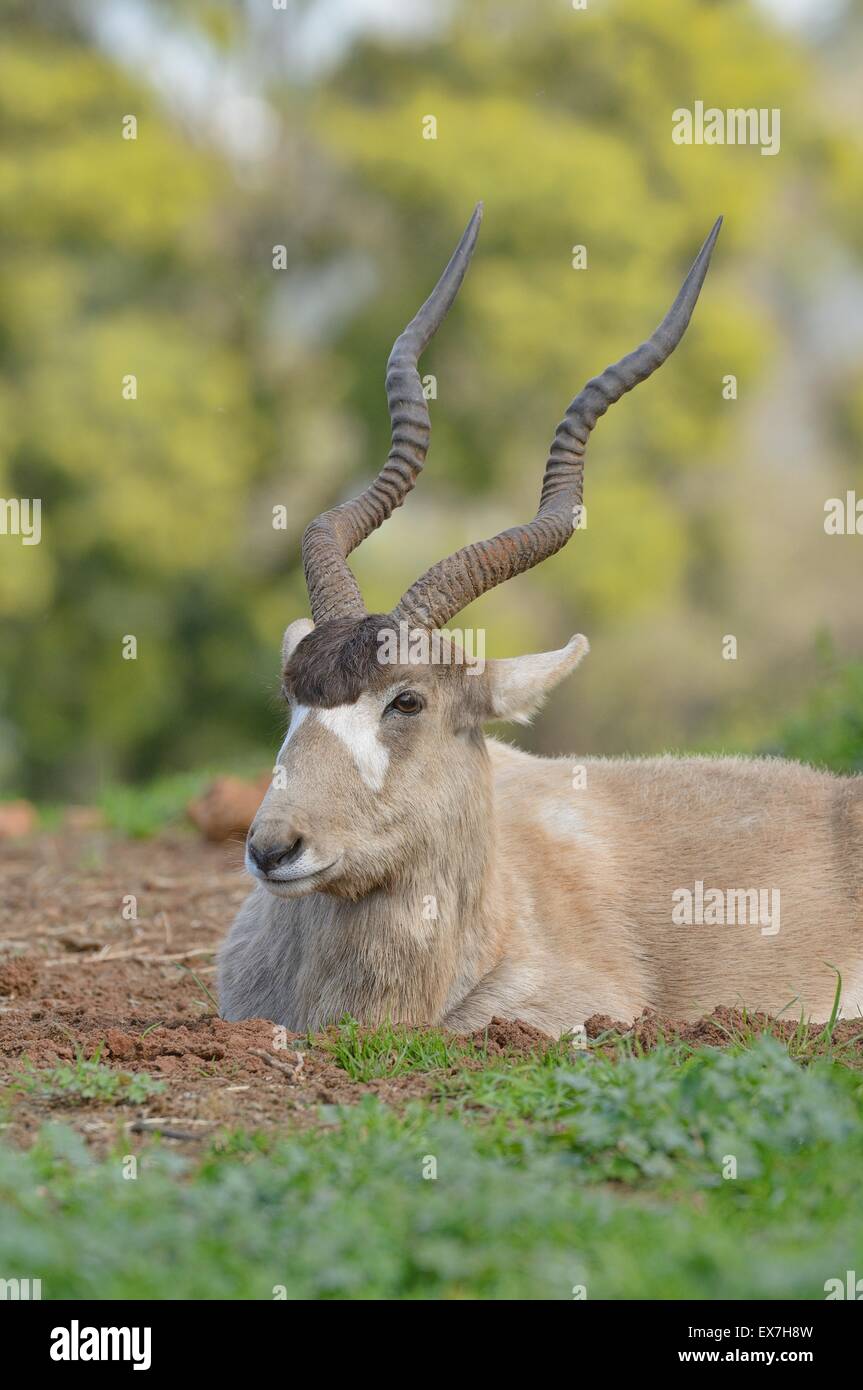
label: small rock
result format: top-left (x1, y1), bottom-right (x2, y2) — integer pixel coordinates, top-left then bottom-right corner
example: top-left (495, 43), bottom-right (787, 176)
top-left (0, 801), bottom-right (37, 840)
top-left (104, 1028), bottom-right (136, 1061)
top-left (187, 774), bottom-right (271, 842)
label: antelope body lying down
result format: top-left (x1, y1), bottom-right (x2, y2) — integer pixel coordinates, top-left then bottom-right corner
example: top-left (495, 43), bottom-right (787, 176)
top-left (219, 206), bottom-right (863, 1034)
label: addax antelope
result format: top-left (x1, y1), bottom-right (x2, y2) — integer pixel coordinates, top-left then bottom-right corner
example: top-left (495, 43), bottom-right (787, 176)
top-left (219, 205), bottom-right (863, 1034)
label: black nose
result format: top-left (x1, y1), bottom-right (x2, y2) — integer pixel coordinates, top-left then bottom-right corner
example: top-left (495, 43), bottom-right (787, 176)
top-left (247, 834), bottom-right (304, 876)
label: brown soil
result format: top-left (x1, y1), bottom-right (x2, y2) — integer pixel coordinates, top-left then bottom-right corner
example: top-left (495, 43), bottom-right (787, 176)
top-left (1, 829), bottom-right (860, 1154)
top-left (582, 1005), bottom-right (863, 1053)
top-left (0, 831), bottom-right (556, 1151)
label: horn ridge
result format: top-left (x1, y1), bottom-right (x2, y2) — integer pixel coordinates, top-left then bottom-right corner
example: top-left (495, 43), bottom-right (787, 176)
top-left (301, 203), bottom-right (484, 624)
top-left (393, 216), bottom-right (721, 631)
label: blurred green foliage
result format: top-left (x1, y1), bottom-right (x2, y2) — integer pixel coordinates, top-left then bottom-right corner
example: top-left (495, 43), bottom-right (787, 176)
top-left (773, 650), bottom-right (863, 772)
top-left (3, 1036), bottom-right (863, 1297)
top-left (97, 769), bottom-right (215, 838)
top-left (1, 0), bottom-right (862, 796)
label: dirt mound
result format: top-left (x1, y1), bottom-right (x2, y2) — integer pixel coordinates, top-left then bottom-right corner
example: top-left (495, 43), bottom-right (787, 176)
top-left (466, 1016), bottom-right (556, 1054)
top-left (0, 957), bottom-right (39, 998)
top-left (584, 1004), bottom-right (863, 1053)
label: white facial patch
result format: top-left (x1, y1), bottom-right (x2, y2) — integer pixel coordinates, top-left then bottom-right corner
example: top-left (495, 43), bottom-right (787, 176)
top-left (316, 695), bottom-right (390, 792)
top-left (278, 703), bottom-right (310, 759)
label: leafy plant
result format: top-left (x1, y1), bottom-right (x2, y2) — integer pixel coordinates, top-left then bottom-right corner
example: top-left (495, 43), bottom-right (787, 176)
top-left (9, 1043), bottom-right (164, 1105)
top-left (3, 1037), bottom-right (863, 1298)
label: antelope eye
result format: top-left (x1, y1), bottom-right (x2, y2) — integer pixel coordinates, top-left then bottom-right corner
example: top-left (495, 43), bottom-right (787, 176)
top-left (387, 690), bottom-right (423, 716)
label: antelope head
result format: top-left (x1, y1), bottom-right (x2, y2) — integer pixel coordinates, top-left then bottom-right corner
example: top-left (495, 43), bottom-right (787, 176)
top-left (246, 204), bottom-right (721, 899)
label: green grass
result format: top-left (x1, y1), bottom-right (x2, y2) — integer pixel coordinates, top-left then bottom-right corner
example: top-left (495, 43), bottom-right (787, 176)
top-left (322, 1016), bottom-right (578, 1081)
top-left (3, 1035), bottom-right (863, 1298)
top-left (451, 1035), bottom-right (861, 1179)
top-left (323, 1017), bottom-right (487, 1080)
top-left (8, 1044), bottom-right (165, 1106)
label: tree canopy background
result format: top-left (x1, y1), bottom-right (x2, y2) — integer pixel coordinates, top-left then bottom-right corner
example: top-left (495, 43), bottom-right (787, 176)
top-left (1, 0), bottom-right (862, 799)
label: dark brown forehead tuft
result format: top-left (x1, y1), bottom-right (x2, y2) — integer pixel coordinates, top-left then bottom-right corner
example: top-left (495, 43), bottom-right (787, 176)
top-left (283, 615), bottom-right (396, 707)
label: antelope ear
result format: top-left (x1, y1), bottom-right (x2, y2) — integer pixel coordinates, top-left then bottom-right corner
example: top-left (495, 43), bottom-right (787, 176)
top-left (282, 618), bottom-right (315, 666)
top-left (476, 634), bottom-right (589, 725)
